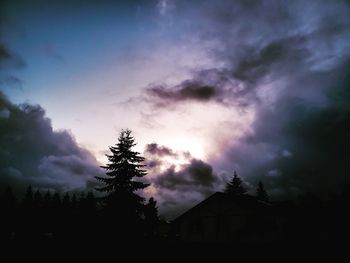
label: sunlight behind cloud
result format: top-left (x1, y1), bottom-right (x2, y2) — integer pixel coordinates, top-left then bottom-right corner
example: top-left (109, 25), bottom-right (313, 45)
top-left (161, 136), bottom-right (205, 160)
top-left (139, 101), bottom-right (256, 165)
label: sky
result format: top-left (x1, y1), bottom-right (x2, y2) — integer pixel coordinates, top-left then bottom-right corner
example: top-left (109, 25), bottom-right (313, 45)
top-left (1, 0), bottom-right (350, 219)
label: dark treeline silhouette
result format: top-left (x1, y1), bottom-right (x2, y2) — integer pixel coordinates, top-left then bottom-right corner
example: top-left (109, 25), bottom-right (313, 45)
top-left (0, 130), bottom-right (162, 245)
top-left (0, 185), bottom-right (163, 244)
top-left (1, 132), bottom-right (350, 249)
top-left (0, 185), bottom-right (92, 242)
top-left (2, 174), bottom-right (348, 247)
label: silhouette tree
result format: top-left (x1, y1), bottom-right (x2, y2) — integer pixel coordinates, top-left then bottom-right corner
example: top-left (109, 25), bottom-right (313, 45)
top-left (23, 185), bottom-right (34, 208)
top-left (71, 193), bottom-right (77, 210)
top-left (44, 190), bottom-right (51, 206)
top-left (33, 190), bottom-right (44, 237)
top-left (42, 190), bottom-right (53, 234)
top-left (51, 192), bottom-right (61, 214)
top-left (144, 197), bottom-right (160, 238)
top-left (145, 197), bottom-right (158, 219)
top-left (78, 191), bottom-right (96, 215)
top-left (95, 129), bottom-right (149, 237)
top-left (84, 191), bottom-right (96, 214)
top-left (62, 192), bottom-right (70, 209)
top-left (22, 186), bottom-right (35, 238)
top-left (78, 192), bottom-right (85, 210)
top-left (225, 171), bottom-right (247, 196)
top-left (1, 187), bottom-right (17, 241)
top-left (256, 181), bottom-right (269, 202)
top-left (33, 190), bottom-right (43, 208)
top-left (1, 186), bottom-right (16, 208)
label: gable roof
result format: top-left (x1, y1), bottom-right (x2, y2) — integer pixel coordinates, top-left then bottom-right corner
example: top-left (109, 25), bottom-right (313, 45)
top-left (172, 192), bottom-right (272, 223)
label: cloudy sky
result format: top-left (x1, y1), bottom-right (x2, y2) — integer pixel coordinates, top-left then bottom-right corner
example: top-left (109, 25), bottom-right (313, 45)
top-left (1, 0), bottom-right (350, 218)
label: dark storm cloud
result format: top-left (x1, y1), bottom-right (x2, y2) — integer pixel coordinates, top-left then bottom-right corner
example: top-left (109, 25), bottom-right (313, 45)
top-left (232, 35), bottom-right (310, 83)
top-left (145, 143), bottom-right (177, 157)
top-left (143, 144), bottom-right (172, 169)
top-left (0, 92), bottom-right (103, 192)
top-left (212, 60), bottom-right (350, 198)
top-left (144, 143), bottom-right (225, 218)
top-left (154, 159), bottom-right (217, 192)
top-left (0, 0), bottom-right (104, 192)
top-left (145, 80), bottom-right (220, 108)
top-left (143, 0), bottom-right (350, 199)
top-left (144, 143), bottom-right (191, 161)
top-left (142, 68), bottom-right (255, 109)
top-left (143, 0), bottom-right (350, 109)
top-left (152, 158), bottom-right (223, 219)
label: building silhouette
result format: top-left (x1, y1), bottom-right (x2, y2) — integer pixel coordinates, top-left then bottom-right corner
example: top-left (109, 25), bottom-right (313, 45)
top-left (172, 192), bottom-right (279, 243)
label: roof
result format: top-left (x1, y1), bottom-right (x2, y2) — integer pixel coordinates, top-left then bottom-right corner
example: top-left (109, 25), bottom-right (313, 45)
top-left (172, 192), bottom-right (272, 223)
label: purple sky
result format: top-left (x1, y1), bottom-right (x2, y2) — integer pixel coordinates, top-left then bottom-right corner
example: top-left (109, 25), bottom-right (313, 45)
top-left (1, 0), bottom-right (350, 219)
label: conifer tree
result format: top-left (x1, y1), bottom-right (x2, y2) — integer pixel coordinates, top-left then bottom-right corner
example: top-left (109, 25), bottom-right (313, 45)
top-left (144, 197), bottom-right (159, 237)
top-left (256, 181), bottom-right (269, 202)
top-left (62, 192), bottom-right (70, 209)
top-left (225, 171), bottom-right (247, 196)
top-left (95, 129), bottom-right (149, 222)
top-left (23, 185), bottom-right (34, 208)
top-left (145, 197), bottom-right (158, 221)
top-left (71, 193), bottom-right (77, 210)
top-left (52, 192), bottom-right (61, 209)
top-left (33, 190), bottom-right (43, 207)
top-left (2, 186), bottom-right (16, 212)
top-left (79, 192), bottom-right (85, 206)
top-left (33, 190), bottom-right (44, 233)
top-left (85, 191), bottom-right (96, 213)
top-left (44, 190), bottom-right (51, 206)
top-left (43, 190), bottom-right (52, 224)
top-left (1, 187), bottom-right (17, 240)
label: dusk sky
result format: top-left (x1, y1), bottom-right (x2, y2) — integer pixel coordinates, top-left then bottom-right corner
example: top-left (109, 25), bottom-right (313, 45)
top-left (1, 0), bottom-right (350, 218)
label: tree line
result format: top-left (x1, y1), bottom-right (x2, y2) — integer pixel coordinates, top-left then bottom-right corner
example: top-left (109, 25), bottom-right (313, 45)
top-left (0, 129), bottom-right (160, 243)
top-left (1, 129), bottom-right (350, 245)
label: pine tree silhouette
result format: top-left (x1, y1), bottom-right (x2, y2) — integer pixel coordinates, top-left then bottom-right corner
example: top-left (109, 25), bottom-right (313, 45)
top-left (1, 187), bottom-right (17, 241)
top-left (256, 181), bottom-right (269, 202)
top-left (95, 129), bottom-right (149, 237)
top-left (44, 190), bottom-right (51, 206)
top-left (144, 197), bottom-right (160, 238)
top-left (71, 193), bottom-right (77, 210)
top-left (22, 186), bottom-right (35, 238)
top-left (2, 186), bottom-right (16, 209)
top-left (62, 192), bottom-right (70, 209)
top-left (33, 190), bottom-right (43, 208)
top-left (52, 192), bottom-right (61, 210)
top-left (43, 190), bottom-right (52, 234)
top-left (23, 185), bottom-right (34, 208)
top-left (33, 190), bottom-right (44, 237)
top-left (145, 197), bottom-right (158, 220)
top-left (225, 171), bottom-right (247, 196)
top-left (85, 191), bottom-right (96, 214)
top-left (78, 192), bottom-right (85, 210)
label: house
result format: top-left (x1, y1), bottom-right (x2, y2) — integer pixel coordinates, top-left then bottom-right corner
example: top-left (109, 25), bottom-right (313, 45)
top-left (172, 192), bottom-right (278, 243)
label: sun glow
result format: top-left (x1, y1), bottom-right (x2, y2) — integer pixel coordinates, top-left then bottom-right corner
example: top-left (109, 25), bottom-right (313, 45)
top-left (162, 136), bottom-right (206, 160)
